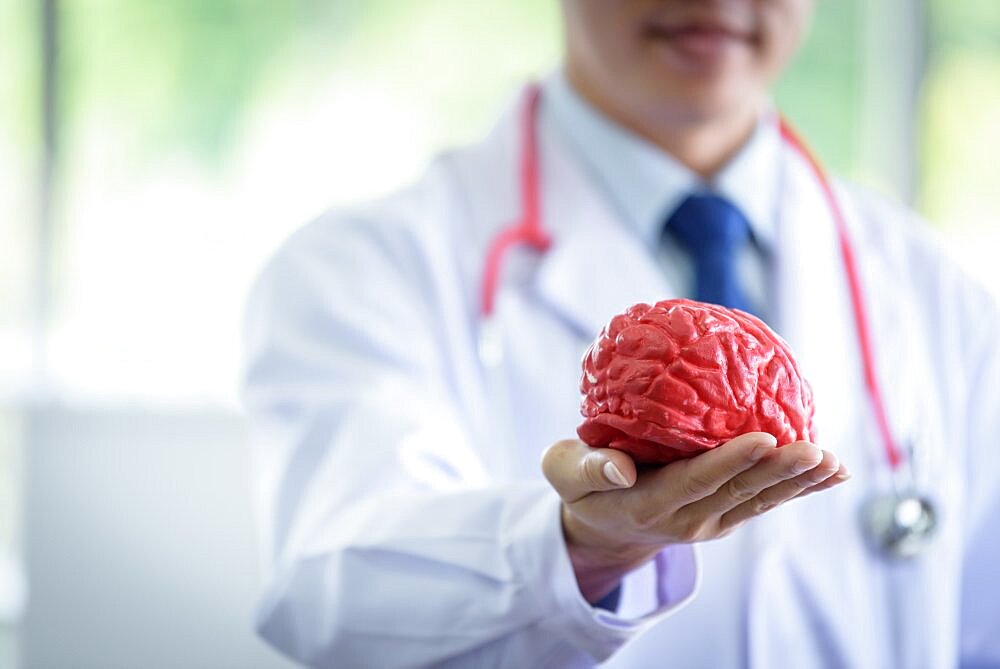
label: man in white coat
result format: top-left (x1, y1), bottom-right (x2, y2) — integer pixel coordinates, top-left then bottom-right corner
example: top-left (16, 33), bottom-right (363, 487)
top-left (242, 1), bottom-right (1000, 666)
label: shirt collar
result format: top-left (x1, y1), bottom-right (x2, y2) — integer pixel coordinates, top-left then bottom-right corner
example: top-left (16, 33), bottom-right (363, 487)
top-left (542, 71), bottom-right (781, 250)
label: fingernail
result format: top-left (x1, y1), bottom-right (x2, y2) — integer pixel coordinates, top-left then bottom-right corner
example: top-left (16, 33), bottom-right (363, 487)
top-left (603, 461), bottom-right (630, 487)
top-left (836, 467), bottom-right (852, 481)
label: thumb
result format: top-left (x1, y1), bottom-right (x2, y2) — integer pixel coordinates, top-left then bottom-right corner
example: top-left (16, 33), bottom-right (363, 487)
top-left (541, 439), bottom-right (637, 503)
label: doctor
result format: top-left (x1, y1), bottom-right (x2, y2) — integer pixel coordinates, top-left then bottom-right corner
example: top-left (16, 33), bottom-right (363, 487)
top-left (242, 0), bottom-right (1000, 667)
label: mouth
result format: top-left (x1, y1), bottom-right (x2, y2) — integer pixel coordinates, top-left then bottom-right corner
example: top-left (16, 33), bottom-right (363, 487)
top-left (642, 17), bottom-right (755, 63)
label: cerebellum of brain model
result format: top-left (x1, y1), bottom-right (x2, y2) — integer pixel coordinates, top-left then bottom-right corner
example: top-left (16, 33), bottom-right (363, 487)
top-left (577, 299), bottom-right (816, 465)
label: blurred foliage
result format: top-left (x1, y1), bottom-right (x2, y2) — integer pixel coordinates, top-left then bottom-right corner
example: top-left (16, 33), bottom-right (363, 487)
top-left (305, 0), bottom-right (561, 146)
top-left (60, 0), bottom-right (318, 164)
top-left (57, 0), bottom-right (559, 167)
top-left (928, 0), bottom-right (1000, 53)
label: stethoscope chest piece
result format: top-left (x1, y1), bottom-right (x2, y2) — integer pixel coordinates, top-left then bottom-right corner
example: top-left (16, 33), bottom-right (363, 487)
top-left (862, 491), bottom-right (938, 559)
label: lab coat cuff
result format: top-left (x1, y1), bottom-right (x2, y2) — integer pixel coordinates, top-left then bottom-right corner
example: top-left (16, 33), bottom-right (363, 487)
top-left (523, 489), bottom-right (700, 662)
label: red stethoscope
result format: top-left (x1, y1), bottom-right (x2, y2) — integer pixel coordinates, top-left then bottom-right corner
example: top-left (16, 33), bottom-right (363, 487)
top-left (480, 84), bottom-right (936, 558)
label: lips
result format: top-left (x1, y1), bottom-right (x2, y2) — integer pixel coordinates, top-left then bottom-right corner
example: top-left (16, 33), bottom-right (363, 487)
top-left (646, 21), bottom-right (751, 41)
top-left (643, 16), bottom-right (754, 62)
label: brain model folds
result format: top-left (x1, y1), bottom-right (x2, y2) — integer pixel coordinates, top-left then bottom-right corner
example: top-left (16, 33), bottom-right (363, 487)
top-left (577, 299), bottom-right (816, 464)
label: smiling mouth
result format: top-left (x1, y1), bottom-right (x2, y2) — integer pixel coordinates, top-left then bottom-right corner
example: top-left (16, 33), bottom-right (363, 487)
top-left (643, 20), bottom-right (755, 62)
top-left (644, 18), bottom-right (753, 41)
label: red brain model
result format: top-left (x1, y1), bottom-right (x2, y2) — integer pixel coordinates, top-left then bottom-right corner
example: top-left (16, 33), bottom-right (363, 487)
top-left (577, 299), bottom-right (816, 464)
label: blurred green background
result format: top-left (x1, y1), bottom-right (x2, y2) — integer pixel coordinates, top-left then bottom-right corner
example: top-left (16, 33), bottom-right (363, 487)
top-left (0, 1), bottom-right (997, 666)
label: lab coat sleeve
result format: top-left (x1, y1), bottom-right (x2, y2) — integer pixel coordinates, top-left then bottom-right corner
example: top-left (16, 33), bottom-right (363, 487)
top-left (241, 216), bottom-right (697, 668)
top-left (958, 283), bottom-right (1000, 662)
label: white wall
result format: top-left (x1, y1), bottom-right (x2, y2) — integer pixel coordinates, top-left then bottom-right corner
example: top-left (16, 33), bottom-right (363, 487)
top-left (21, 406), bottom-right (297, 669)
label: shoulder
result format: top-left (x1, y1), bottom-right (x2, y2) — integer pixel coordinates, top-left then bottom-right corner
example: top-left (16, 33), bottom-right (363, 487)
top-left (243, 126), bottom-right (516, 352)
top-left (278, 164), bottom-right (456, 269)
top-left (250, 98), bottom-right (522, 326)
top-left (838, 181), bottom-right (957, 285)
top-left (257, 156), bottom-right (459, 296)
top-left (836, 181), bottom-right (941, 264)
top-left (240, 177), bottom-right (458, 385)
top-left (264, 101), bottom-right (520, 287)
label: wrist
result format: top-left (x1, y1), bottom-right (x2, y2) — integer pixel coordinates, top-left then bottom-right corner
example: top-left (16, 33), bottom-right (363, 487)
top-left (561, 505), bottom-right (663, 603)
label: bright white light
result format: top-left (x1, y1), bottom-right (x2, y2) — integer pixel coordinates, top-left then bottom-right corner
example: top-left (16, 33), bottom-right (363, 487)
top-left (48, 76), bottom-right (451, 407)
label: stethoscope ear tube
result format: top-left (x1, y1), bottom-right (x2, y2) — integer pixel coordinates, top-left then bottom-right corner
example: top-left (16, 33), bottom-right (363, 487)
top-left (776, 119), bottom-right (904, 472)
top-left (479, 85), bottom-right (551, 321)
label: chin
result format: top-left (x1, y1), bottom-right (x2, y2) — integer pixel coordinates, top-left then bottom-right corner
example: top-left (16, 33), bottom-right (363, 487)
top-left (637, 80), bottom-right (755, 127)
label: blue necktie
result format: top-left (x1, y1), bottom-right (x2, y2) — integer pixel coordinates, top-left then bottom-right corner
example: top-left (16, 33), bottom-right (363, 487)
top-left (664, 194), bottom-right (753, 314)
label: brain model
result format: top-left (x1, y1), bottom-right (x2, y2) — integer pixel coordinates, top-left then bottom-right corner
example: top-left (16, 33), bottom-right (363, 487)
top-left (577, 299), bottom-right (815, 464)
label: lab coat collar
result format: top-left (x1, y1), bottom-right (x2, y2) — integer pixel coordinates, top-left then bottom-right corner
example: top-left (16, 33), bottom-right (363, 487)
top-left (713, 114), bottom-right (782, 250)
top-left (770, 144), bottom-right (867, 463)
top-left (543, 73), bottom-right (781, 252)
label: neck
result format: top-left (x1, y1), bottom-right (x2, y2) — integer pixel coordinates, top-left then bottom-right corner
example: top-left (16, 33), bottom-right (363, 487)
top-left (646, 109), bottom-right (761, 179)
top-left (565, 70), bottom-right (762, 179)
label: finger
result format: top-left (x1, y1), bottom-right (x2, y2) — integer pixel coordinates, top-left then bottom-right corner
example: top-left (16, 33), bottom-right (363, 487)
top-left (794, 463), bottom-right (852, 500)
top-left (640, 432), bottom-right (778, 508)
top-left (541, 439), bottom-right (637, 503)
top-left (678, 440), bottom-right (824, 516)
top-left (717, 450), bottom-right (842, 530)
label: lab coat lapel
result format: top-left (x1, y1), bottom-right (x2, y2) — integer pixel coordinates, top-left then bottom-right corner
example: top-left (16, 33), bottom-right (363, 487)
top-left (453, 97), bottom-right (679, 477)
top-left (772, 149), bottom-right (869, 463)
top-left (530, 116), bottom-right (679, 341)
top-left (742, 143), bottom-right (890, 669)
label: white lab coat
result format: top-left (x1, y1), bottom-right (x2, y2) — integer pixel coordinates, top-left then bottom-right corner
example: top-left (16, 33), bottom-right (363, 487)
top-left (242, 92), bottom-right (1000, 668)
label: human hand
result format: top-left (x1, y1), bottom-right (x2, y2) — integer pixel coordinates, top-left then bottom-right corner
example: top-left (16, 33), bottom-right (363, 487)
top-left (540, 433), bottom-right (849, 603)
